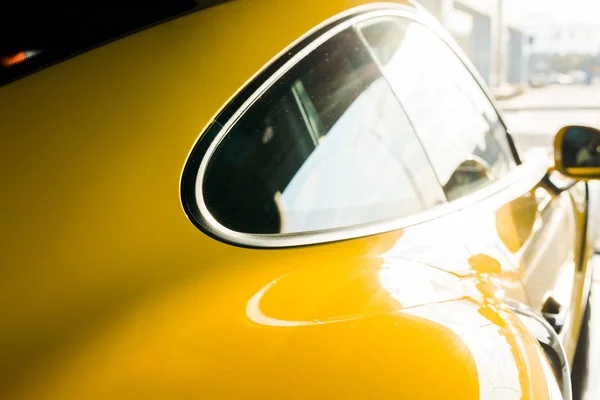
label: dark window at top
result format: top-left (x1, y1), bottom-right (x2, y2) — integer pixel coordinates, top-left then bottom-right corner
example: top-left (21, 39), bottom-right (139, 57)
top-left (0, 1), bottom-right (230, 86)
top-left (203, 28), bottom-right (445, 234)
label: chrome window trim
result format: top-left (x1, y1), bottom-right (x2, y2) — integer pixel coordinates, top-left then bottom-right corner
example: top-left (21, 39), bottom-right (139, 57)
top-left (506, 300), bottom-right (572, 400)
top-left (182, 3), bottom-right (529, 249)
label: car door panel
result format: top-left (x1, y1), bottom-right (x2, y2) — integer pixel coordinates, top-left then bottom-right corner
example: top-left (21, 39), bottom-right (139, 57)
top-left (459, 166), bottom-right (590, 363)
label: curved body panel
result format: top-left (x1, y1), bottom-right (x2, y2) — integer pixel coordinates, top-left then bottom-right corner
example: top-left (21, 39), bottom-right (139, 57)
top-left (0, 0), bottom-right (590, 398)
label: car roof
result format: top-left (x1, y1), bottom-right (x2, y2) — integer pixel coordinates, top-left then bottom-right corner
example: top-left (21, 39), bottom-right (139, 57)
top-left (0, 0), bottom-right (413, 114)
top-left (0, 1), bottom-right (231, 86)
top-left (0, 1), bottom-right (416, 86)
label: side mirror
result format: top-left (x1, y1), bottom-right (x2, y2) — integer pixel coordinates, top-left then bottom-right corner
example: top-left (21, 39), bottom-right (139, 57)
top-left (554, 125), bottom-right (600, 179)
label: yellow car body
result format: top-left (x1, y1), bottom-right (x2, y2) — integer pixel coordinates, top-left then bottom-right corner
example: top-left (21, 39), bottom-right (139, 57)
top-left (0, 1), bottom-right (594, 399)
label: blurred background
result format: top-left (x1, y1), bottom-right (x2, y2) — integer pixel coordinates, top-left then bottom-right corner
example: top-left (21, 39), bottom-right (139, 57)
top-left (418, 0), bottom-right (600, 154)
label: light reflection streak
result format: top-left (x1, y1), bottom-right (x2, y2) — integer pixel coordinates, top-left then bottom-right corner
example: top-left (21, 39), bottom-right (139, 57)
top-left (245, 274), bottom-right (381, 327)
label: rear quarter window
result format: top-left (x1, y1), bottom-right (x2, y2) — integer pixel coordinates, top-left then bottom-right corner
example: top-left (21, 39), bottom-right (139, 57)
top-left (196, 25), bottom-right (445, 236)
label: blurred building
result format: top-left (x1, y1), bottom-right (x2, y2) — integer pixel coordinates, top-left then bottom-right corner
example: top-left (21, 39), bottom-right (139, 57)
top-left (527, 23), bottom-right (600, 54)
top-left (418, 0), bottom-right (526, 87)
top-left (418, 0), bottom-right (600, 86)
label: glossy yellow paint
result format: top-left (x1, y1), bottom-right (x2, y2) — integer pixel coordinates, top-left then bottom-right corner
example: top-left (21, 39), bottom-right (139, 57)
top-left (0, 0), bottom-right (589, 399)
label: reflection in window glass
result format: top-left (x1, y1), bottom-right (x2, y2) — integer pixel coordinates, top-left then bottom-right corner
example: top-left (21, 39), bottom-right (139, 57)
top-left (359, 17), bottom-right (514, 201)
top-left (203, 28), bottom-right (445, 234)
top-left (562, 127), bottom-right (600, 168)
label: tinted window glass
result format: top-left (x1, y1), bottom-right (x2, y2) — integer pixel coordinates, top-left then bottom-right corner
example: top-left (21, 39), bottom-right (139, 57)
top-left (203, 28), bottom-right (445, 234)
top-left (359, 17), bottom-right (515, 201)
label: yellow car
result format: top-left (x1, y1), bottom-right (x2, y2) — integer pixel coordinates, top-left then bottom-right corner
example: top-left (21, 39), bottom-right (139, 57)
top-left (1, 1), bottom-right (599, 399)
